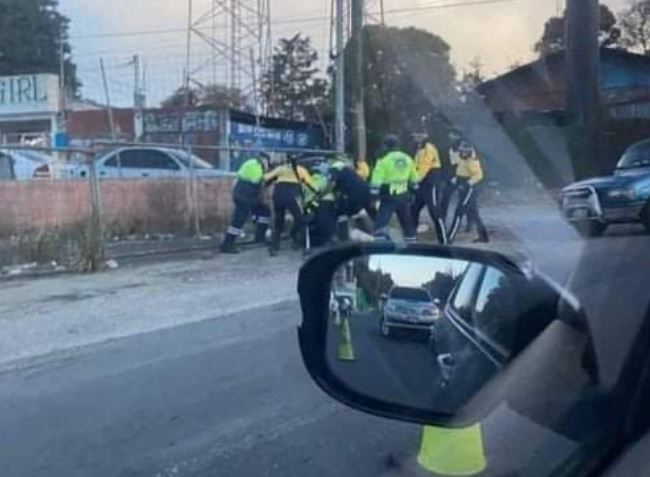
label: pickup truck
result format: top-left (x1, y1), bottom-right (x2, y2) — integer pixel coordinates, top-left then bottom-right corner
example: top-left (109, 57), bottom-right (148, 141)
top-left (561, 139), bottom-right (650, 237)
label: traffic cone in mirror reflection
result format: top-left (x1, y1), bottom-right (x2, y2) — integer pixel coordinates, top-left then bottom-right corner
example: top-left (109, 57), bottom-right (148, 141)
top-left (417, 424), bottom-right (486, 476)
top-left (337, 317), bottom-right (356, 362)
top-left (333, 309), bottom-right (342, 327)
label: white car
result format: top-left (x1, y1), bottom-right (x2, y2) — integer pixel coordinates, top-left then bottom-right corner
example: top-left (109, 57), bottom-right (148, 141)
top-left (70, 147), bottom-right (232, 180)
top-left (0, 150), bottom-right (67, 181)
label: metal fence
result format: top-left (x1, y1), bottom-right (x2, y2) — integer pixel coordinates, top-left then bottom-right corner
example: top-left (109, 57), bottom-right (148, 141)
top-left (0, 142), bottom-right (337, 273)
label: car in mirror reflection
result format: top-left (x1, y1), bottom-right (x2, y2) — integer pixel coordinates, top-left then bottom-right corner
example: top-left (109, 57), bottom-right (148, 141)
top-left (381, 286), bottom-right (441, 338)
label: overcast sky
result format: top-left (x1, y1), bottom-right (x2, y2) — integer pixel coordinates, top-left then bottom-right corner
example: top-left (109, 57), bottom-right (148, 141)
top-left (58, 0), bottom-right (629, 106)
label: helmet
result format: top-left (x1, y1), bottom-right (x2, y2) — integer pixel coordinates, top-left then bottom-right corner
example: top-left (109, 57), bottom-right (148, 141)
top-left (459, 142), bottom-right (475, 159)
top-left (384, 134), bottom-right (399, 151)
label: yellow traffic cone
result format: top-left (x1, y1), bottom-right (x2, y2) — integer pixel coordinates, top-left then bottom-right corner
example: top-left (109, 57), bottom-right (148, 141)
top-left (333, 308), bottom-right (342, 327)
top-left (417, 425), bottom-right (487, 476)
top-left (337, 317), bottom-right (356, 362)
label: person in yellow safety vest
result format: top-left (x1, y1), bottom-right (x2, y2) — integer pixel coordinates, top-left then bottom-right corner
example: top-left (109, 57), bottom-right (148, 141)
top-left (371, 135), bottom-right (419, 242)
top-left (448, 142), bottom-right (489, 244)
top-left (412, 135), bottom-right (448, 244)
top-left (355, 159), bottom-right (370, 181)
top-left (265, 160), bottom-right (316, 256)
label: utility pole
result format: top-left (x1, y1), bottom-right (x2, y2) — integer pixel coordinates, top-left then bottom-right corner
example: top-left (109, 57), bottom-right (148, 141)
top-left (565, 0), bottom-right (599, 179)
top-left (351, 0), bottom-right (367, 162)
top-left (334, 0), bottom-right (346, 153)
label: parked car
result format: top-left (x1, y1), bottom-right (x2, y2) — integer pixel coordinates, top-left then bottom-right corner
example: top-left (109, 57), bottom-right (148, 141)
top-left (70, 147), bottom-right (231, 180)
top-left (431, 261), bottom-right (557, 406)
top-left (0, 149), bottom-right (66, 181)
top-left (561, 139), bottom-right (650, 237)
top-left (380, 286), bottom-right (440, 338)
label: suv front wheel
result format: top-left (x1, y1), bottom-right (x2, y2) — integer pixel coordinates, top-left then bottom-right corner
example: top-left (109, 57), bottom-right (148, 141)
top-left (574, 221), bottom-right (607, 238)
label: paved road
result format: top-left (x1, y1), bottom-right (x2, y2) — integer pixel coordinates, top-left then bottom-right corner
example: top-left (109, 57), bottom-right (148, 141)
top-left (0, 300), bottom-right (579, 477)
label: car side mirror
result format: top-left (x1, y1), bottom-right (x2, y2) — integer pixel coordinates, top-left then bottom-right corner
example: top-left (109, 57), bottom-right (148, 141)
top-left (297, 243), bottom-right (587, 427)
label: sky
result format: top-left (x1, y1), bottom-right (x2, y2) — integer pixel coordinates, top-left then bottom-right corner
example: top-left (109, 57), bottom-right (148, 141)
top-left (58, 0), bottom-right (630, 107)
top-left (367, 255), bottom-right (467, 288)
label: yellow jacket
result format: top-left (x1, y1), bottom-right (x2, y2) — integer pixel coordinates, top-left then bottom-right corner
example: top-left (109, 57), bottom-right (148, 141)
top-left (356, 161), bottom-right (370, 181)
top-left (415, 143), bottom-right (441, 177)
top-left (454, 154), bottom-right (484, 186)
top-left (265, 164), bottom-right (316, 189)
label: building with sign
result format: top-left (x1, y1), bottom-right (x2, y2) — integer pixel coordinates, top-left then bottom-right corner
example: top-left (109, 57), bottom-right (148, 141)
top-left (0, 74), bottom-right (61, 145)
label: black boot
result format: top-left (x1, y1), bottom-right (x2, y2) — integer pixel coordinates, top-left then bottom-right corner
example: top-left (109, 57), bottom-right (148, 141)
top-left (220, 233), bottom-right (239, 254)
top-left (255, 224), bottom-right (269, 244)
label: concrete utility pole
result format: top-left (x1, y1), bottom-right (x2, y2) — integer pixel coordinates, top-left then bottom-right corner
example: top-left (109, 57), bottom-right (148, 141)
top-left (334, 0), bottom-right (346, 153)
top-left (565, 0), bottom-right (600, 179)
top-left (351, 0), bottom-right (367, 162)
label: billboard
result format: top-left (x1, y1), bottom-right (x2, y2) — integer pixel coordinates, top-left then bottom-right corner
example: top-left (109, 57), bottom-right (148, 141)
top-left (0, 74), bottom-right (60, 116)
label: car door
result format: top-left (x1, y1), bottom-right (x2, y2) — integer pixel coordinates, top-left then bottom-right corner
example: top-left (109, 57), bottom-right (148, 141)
top-left (434, 263), bottom-right (506, 407)
top-left (0, 152), bottom-right (15, 180)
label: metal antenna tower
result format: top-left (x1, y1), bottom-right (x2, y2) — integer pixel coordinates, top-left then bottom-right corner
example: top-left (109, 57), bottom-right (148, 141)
top-left (364, 0), bottom-right (385, 25)
top-left (186, 0), bottom-right (272, 99)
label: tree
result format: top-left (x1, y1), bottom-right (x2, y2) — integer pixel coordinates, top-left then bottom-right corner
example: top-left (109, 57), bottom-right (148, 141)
top-left (535, 4), bottom-right (621, 56)
top-left (620, 1), bottom-right (650, 55)
top-left (260, 34), bottom-right (330, 121)
top-left (461, 57), bottom-right (485, 87)
top-left (345, 25), bottom-right (456, 159)
top-left (161, 84), bottom-right (247, 109)
top-left (0, 0), bottom-right (79, 94)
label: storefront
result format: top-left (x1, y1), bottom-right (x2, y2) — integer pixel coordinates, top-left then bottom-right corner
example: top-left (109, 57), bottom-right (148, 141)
top-left (0, 74), bottom-right (61, 145)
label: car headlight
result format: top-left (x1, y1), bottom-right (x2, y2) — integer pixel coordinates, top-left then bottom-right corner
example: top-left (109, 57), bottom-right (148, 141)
top-left (607, 188), bottom-right (636, 200)
top-left (419, 307), bottom-right (440, 322)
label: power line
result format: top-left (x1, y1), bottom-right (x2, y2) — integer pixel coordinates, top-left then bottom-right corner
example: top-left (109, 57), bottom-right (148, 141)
top-left (70, 0), bottom-right (545, 40)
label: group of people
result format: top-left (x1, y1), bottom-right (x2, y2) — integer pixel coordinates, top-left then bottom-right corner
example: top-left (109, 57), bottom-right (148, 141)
top-left (219, 131), bottom-right (489, 256)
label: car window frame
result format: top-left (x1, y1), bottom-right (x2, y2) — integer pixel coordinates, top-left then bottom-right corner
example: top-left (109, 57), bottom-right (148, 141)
top-left (448, 263), bottom-right (485, 324)
top-left (471, 267), bottom-right (518, 359)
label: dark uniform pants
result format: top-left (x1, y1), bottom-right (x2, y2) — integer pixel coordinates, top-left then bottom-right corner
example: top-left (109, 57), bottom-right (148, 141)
top-left (310, 201), bottom-right (337, 248)
top-left (449, 183), bottom-right (488, 243)
top-left (374, 194), bottom-right (416, 242)
top-left (271, 183), bottom-right (304, 251)
top-left (412, 170), bottom-right (447, 244)
top-left (336, 192), bottom-right (376, 241)
top-left (221, 200), bottom-right (271, 250)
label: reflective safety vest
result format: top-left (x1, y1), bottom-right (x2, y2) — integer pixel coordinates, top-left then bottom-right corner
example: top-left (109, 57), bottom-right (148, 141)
top-left (454, 154), bottom-right (484, 186)
top-left (371, 150), bottom-right (419, 196)
top-left (313, 173), bottom-right (335, 202)
top-left (237, 158), bottom-right (264, 184)
top-left (415, 143), bottom-right (441, 177)
top-left (265, 164), bottom-right (316, 190)
top-left (233, 158), bottom-right (265, 205)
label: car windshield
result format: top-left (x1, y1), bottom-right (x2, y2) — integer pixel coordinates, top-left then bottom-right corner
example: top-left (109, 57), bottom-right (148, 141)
top-left (390, 287), bottom-right (431, 302)
top-left (617, 144), bottom-right (650, 169)
top-left (1, 1), bottom-right (647, 476)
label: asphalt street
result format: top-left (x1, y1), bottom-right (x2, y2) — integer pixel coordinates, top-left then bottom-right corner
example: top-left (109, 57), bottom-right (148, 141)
top-left (0, 300), bottom-right (577, 477)
top-left (328, 311), bottom-right (447, 411)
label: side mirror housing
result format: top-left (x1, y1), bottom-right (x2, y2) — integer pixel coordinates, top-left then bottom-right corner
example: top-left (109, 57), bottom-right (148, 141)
top-left (297, 243), bottom-right (589, 428)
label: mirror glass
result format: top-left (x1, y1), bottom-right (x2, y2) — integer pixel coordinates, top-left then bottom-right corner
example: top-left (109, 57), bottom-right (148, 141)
top-left (327, 254), bottom-right (552, 415)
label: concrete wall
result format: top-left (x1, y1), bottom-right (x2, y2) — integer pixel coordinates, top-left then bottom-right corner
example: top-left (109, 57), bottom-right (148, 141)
top-left (0, 178), bottom-right (235, 237)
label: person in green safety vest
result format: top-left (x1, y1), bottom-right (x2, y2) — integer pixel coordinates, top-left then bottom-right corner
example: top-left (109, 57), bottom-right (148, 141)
top-left (370, 135), bottom-right (419, 242)
top-left (220, 153), bottom-right (271, 254)
top-left (308, 163), bottom-right (338, 248)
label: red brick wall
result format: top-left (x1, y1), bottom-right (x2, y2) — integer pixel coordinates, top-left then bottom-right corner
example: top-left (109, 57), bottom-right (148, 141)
top-left (0, 178), bottom-right (235, 236)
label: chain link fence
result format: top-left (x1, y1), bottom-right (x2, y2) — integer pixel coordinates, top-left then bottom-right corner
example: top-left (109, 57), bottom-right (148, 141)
top-left (0, 142), bottom-right (336, 274)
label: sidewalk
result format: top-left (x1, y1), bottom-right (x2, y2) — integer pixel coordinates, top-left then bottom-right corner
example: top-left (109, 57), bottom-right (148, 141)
top-left (0, 247), bottom-right (303, 370)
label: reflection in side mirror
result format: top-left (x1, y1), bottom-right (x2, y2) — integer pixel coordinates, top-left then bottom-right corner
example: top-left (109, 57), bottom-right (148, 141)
top-left (300, 248), bottom-right (571, 425)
